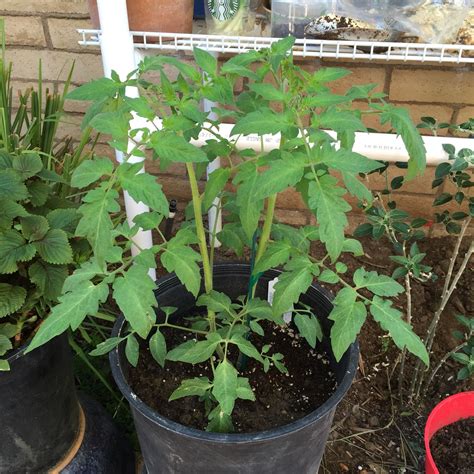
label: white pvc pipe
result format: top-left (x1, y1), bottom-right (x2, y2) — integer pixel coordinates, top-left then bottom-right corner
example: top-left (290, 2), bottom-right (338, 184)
top-left (96, 0), bottom-right (155, 277)
top-left (150, 117), bottom-right (471, 165)
top-left (203, 87), bottom-right (222, 248)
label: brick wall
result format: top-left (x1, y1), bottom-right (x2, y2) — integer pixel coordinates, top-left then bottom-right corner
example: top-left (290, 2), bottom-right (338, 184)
top-left (2, 0), bottom-right (473, 233)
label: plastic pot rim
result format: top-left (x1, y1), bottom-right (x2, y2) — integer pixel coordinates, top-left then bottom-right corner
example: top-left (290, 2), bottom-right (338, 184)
top-left (109, 263), bottom-right (359, 444)
top-left (424, 390), bottom-right (474, 474)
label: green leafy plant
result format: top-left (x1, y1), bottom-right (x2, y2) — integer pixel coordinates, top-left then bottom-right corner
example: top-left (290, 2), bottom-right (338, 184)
top-left (0, 20), bottom-right (96, 200)
top-left (354, 139), bottom-right (473, 401)
top-left (28, 37), bottom-right (428, 431)
top-left (0, 149), bottom-right (86, 370)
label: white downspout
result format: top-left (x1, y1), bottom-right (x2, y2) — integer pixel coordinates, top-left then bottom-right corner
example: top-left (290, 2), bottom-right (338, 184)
top-left (96, 0), bottom-right (156, 278)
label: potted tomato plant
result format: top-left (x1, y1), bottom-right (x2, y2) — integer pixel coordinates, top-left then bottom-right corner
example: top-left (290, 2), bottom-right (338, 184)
top-left (29, 37), bottom-right (429, 473)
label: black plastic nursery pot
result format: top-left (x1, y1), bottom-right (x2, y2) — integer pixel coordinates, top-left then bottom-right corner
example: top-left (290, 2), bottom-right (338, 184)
top-left (0, 333), bottom-right (135, 473)
top-left (110, 263), bottom-right (359, 474)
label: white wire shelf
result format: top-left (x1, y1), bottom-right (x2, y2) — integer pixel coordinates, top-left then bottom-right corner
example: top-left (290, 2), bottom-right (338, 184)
top-left (78, 29), bottom-right (474, 64)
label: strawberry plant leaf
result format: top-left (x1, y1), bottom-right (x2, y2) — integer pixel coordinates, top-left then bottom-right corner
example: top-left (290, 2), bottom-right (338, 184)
top-left (34, 229), bottom-right (73, 264)
top-left (0, 284), bottom-right (27, 317)
top-left (12, 153), bottom-right (43, 179)
top-left (29, 261), bottom-right (68, 300)
top-left (0, 230), bottom-right (36, 274)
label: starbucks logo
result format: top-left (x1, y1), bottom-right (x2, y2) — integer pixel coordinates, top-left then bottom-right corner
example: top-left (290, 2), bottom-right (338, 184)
top-left (208, 0), bottom-right (240, 21)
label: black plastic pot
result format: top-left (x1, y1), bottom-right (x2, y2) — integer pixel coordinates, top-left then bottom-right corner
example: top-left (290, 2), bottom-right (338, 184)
top-left (0, 333), bottom-right (135, 473)
top-left (110, 263), bottom-right (359, 474)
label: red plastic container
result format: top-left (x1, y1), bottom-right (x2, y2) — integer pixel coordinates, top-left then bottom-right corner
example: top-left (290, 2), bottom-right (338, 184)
top-left (424, 391), bottom-right (474, 474)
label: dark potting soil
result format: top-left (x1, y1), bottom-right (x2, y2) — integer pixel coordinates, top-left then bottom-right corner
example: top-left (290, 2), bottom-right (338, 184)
top-left (127, 320), bottom-right (338, 433)
top-left (430, 417), bottom-right (474, 473)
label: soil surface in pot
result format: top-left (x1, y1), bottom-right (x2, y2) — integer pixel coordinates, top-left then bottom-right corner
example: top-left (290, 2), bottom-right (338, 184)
top-left (127, 320), bottom-right (338, 433)
top-left (429, 416), bottom-right (474, 473)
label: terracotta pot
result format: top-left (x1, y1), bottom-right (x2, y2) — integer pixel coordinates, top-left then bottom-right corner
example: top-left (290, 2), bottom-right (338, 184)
top-left (424, 391), bottom-right (474, 474)
top-left (87, 0), bottom-right (194, 33)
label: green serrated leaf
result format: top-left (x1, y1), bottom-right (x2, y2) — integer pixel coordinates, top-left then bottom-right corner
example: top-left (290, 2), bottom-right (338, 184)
top-left (0, 230), bottom-right (36, 273)
top-left (151, 131), bottom-right (208, 163)
top-left (294, 313), bottom-right (322, 348)
top-left (202, 168), bottom-right (230, 212)
top-left (272, 267), bottom-right (313, 316)
top-left (254, 154), bottom-right (306, 200)
top-left (12, 153), bottom-right (43, 179)
top-left (319, 269), bottom-right (339, 284)
top-left (312, 68), bottom-right (351, 84)
top-left (161, 243), bottom-right (202, 297)
top-left (231, 109), bottom-right (293, 136)
top-left (20, 215), bottom-right (49, 241)
top-left (370, 296), bottom-right (428, 366)
top-left (28, 181), bottom-right (50, 207)
top-left (253, 241), bottom-right (292, 275)
top-left (27, 281), bottom-right (109, 352)
top-left (0, 334), bottom-right (13, 356)
top-left (207, 406), bottom-right (234, 433)
top-left (230, 335), bottom-right (263, 363)
top-left (212, 359), bottom-right (238, 415)
top-left (353, 268), bottom-right (404, 296)
top-left (0, 169), bottom-right (29, 200)
top-left (125, 334), bottom-right (140, 367)
top-left (33, 229), bottom-right (73, 264)
top-left (0, 284), bottom-right (27, 317)
top-left (167, 333), bottom-right (222, 364)
top-left (308, 174), bottom-right (350, 261)
top-left (342, 172), bottom-right (373, 204)
top-left (234, 162), bottom-right (264, 240)
top-left (117, 163), bottom-right (169, 215)
top-left (29, 261), bottom-right (68, 300)
top-left (90, 111), bottom-right (131, 150)
top-left (149, 329), bottom-right (167, 367)
top-left (318, 110), bottom-right (366, 133)
top-left (133, 211), bottom-right (164, 231)
top-left (342, 238), bottom-right (364, 256)
top-left (319, 149), bottom-right (383, 174)
top-left (71, 157), bottom-right (113, 188)
top-left (46, 208), bottom-right (79, 234)
top-left (169, 376), bottom-right (212, 401)
top-left (249, 83), bottom-right (287, 101)
top-left (90, 336), bottom-right (125, 356)
top-left (329, 288), bottom-right (366, 361)
top-left (68, 77), bottom-right (120, 101)
top-left (0, 199), bottom-right (28, 230)
top-left (194, 47), bottom-right (218, 75)
top-left (380, 106), bottom-right (426, 180)
top-left (236, 377), bottom-right (255, 400)
top-left (113, 264), bottom-right (157, 338)
top-left (76, 184), bottom-right (120, 267)
top-left (197, 290), bottom-right (234, 317)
